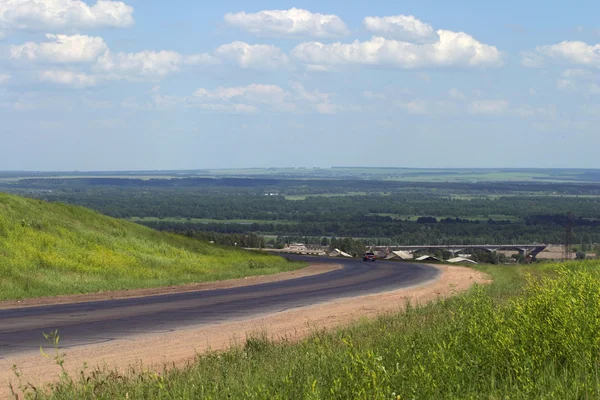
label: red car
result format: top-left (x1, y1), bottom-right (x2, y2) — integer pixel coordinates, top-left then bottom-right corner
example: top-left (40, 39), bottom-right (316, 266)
top-left (363, 252), bottom-right (376, 262)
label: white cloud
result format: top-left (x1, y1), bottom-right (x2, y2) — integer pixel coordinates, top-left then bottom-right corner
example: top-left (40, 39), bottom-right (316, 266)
top-left (557, 79), bottom-right (577, 91)
top-left (399, 100), bottom-right (427, 114)
top-left (513, 105), bottom-right (556, 118)
top-left (95, 50), bottom-right (184, 79)
top-left (198, 103), bottom-right (259, 114)
top-left (290, 81), bottom-right (337, 114)
top-left (9, 36), bottom-right (290, 86)
top-left (363, 90), bottom-right (386, 100)
top-left (562, 68), bottom-right (595, 79)
top-left (291, 30), bottom-right (502, 69)
top-left (363, 15), bottom-right (438, 43)
top-left (468, 100), bottom-right (509, 114)
top-left (214, 42), bottom-right (288, 70)
top-left (0, 73), bottom-right (10, 84)
top-left (448, 88), bottom-right (465, 100)
top-left (39, 69), bottom-right (96, 87)
top-left (184, 53), bottom-right (219, 66)
top-left (522, 41), bottom-right (600, 68)
top-left (10, 33), bottom-right (107, 63)
top-left (189, 82), bottom-right (340, 114)
top-left (185, 42), bottom-right (288, 70)
top-left (224, 8), bottom-right (349, 38)
top-left (0, 0), bottom-right (134, 32)
top-left (556, 68), bottom-right (600, 95)
top-left (195, 83), bottom-right (288, 104)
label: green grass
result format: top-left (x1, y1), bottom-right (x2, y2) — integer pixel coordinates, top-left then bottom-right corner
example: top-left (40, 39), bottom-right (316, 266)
top-left (0, 193), bottom-right (303, 301)
top-left (17, 260), bottom-right (600, 399)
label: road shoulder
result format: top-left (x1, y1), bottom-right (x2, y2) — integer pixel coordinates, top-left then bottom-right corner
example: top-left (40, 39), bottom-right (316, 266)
top-left (0, 263), bottom-right (341, 310)
top-left (1, 264), bottom-right (489, 399)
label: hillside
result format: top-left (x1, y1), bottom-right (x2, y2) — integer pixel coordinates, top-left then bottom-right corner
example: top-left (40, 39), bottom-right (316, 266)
top-left (0, 193), bottom-right (297, 301)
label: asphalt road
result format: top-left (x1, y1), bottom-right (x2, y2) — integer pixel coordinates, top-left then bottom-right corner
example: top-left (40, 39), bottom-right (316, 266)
top-left (0, 256), bottom-right (439, 359)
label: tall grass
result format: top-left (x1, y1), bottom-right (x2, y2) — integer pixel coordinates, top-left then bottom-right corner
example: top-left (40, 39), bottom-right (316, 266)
top-left (19, 260), bottom-right (600, 399)
top-left (0, 193), bottom-right (299, 300)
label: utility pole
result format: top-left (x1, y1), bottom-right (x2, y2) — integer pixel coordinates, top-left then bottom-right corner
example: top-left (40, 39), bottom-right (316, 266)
top-left (565, 212), bottom-right (573, 261)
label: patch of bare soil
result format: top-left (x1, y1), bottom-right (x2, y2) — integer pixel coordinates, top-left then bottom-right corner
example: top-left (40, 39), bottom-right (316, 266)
top-left (0, 264), bottom-right (489, 400)
top-left (0, 263), bottom-right (341, 310)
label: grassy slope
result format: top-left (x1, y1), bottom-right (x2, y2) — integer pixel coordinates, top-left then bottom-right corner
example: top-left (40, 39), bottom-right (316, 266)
top-left (0, 193), bottom-right (299, 301)
top-left (28, 260), bottom-right (600, 399)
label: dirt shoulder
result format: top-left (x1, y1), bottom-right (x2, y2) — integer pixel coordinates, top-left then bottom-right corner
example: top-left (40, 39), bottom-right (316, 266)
top-left (1, 264), bottom-right (489, 399)
top-left (0, 263), bottom-right (341, 310)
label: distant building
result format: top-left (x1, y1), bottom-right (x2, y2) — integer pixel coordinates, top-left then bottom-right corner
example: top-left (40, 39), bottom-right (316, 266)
top-left (329, 248), bottom-right (353, 258)
top-left (385, 251), bottom-right (414, 260)
top-left (447, 257), bottom-right (478, 264)
top-left (416, 255), bottom-right (442, 262)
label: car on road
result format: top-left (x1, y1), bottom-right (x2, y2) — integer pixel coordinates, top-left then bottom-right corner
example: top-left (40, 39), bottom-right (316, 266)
top-left (363, 252), bottom-right (376, 262)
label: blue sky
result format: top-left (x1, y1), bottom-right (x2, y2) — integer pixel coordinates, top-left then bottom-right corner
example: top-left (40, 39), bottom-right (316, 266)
top-left (0, 0), bottom-right (599, 171)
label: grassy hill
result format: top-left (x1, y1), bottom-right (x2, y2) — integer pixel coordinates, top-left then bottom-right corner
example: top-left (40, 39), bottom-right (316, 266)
top-left (0, 193), bottom-right (299, 301)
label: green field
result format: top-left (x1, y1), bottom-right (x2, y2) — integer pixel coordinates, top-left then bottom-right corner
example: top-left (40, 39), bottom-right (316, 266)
top-left (0, 193), bottom-right (302, 301)
top-left (20, 260), bottom-right (600, 399)
top-left (2, 167), bottom-right (599, 184)
top-left (365, 213), bottom-right (518, 222)
top-left (284, 192), bottom-right (374, 201)
top-left (128, 217), bottom-right (296, 225)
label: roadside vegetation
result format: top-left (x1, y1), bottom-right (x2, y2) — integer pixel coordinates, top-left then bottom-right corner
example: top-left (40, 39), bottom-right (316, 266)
top-left (0, 193), bottom-right (301, 301)
top-left (17, 259), bottom-right (600, 399)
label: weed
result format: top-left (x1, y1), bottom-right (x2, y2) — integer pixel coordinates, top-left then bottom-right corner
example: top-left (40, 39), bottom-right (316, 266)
top-left (15, 259), bottom-right (600, 399)
top-left (0, 193), bottom-right (303, 300)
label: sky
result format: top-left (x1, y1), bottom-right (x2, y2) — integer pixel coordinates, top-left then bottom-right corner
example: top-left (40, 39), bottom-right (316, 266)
top-left (0, 0), bottom-right (599, 171)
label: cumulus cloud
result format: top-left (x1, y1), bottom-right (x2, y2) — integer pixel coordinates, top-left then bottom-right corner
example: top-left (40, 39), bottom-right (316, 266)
top-left (95, 50), bottom-right (184, 79)
top-left (363, 15), bottom-right (438, 43)
top-left (0, 0), bottom-right (134, 31)
top-left (291, 30), bottom-right (502, 69)
top-left (9, 33), bottom-right (186, 82)
top-left (39, 70), bottom-right (96, 88)
top-left (0, 0), bottom-right (134, 32)
top-left (224, 8), bottom-right (349, 38)
top-left (214, 41), bottom-right (289, 70)
top-left (468, 99), bottom-right (509, 114)
top-left (10, 33), bottom-right (107, 63)
top-left (8, 34), bottom-right (292, 86)
top-left (522, 41), bottom-right (600, 68)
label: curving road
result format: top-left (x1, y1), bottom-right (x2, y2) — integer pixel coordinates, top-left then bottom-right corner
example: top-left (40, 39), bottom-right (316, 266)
top-left (0, 256), bottom-right (439, 359)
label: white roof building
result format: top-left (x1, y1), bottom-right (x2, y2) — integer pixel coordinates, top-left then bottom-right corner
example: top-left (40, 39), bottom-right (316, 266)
top-left (385, 251), bottom-right (414, 260)
top-left (447, 257), bottom-right (478, 264)
top-left (328, 248), bottom-right (353, 258)
top-left (416, 255), bottom-right (442, 262)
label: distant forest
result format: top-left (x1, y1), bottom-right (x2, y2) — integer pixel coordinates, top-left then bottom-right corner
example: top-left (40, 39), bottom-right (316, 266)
top-left (2, 176), bottom-right (600, 248)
